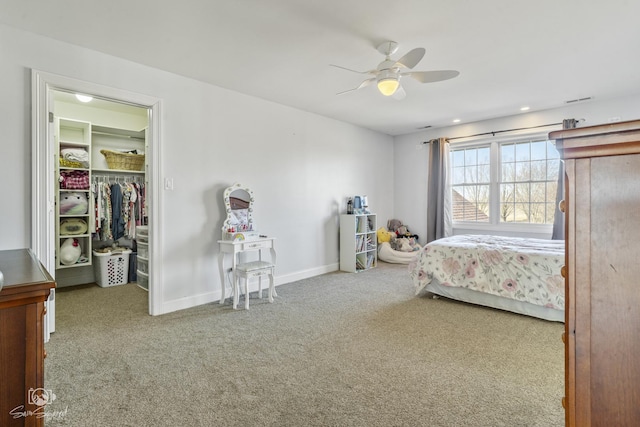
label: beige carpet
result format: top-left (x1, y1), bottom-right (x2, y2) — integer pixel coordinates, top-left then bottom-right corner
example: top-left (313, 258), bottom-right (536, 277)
top-left (43, 262), bottom-right (564, 426)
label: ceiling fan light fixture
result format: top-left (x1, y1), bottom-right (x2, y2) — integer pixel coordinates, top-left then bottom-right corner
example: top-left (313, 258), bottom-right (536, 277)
top-left (332, 41), bottom-right (459, 98)
top-left (377, 78), bottom-right (399, 96)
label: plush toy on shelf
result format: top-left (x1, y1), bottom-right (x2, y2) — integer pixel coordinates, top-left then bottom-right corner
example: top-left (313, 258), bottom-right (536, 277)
top-left (59, 237), bottom-right (82, 265)
top-left (59, 192), bottom-right (88, 215)
top-left (59, 218), bottom-right (88, 235)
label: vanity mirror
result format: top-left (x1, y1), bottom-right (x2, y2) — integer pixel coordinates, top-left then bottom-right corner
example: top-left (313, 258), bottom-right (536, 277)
top-left (221, 183), bottom-right (258, 240)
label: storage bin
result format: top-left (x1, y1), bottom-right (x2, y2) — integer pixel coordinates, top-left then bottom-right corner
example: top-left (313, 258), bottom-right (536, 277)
top-left (136, 225), bottom-right (148, 236)
top-left (93, 249), bottom-right (131, 287)
top-left (136, 233), bottom-right (148, 244)
top-left (137, 242), bottom-right (148, 258)
top-left (137, 256), bottom-right (148, 274)
top-left (137, 270), bottom-right (149, 291)
top-left (100, 149), bottom-right (145, 171)
top-left (129, 252), bottom-right (137, 282)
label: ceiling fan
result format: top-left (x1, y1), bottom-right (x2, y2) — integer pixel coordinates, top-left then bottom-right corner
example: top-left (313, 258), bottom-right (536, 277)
top-left (331, 41), bottom-right (459, 99)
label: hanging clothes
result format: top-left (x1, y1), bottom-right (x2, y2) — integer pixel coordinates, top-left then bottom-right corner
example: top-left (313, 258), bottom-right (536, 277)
top-left (100, 183), bottom-right (113, 241)
top-left (110, 183), bottom-right (125, 241)
top-left (127, 183), bottom-right (138, 238)
top-left (91, 176), bottom-right (146, 241)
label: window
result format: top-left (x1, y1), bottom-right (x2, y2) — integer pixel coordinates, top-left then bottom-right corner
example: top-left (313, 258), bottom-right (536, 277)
top-left (500, 140), bottom-right (560, 223)
top-left (451, 146), bottom-right (491, 222)
top-left (450, 136), bottom-right (560, 227)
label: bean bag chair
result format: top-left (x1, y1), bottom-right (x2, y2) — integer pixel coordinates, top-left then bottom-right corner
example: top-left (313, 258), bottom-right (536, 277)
top-left (378, 242), bottom-right (421, 264)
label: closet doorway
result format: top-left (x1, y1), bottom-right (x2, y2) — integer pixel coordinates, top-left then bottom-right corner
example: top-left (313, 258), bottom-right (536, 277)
top-left (32, 70), bottom-right (163, 339)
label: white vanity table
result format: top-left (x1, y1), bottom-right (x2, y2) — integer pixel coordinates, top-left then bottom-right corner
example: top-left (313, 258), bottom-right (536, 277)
top-left (218, 237), bottom-right (276, 308)
top-left (218, 184), bottom-right (277, 309)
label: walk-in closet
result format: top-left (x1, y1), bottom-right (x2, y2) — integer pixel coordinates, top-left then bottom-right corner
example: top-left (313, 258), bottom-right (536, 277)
top-left (53, 91), bottom-right (150, 292)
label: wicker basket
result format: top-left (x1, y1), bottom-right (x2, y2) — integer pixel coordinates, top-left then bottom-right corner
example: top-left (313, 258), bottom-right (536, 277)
top-left (59, 158), bottom-right (84, 168)
top-left (100, 150), bottom-right (145, 171)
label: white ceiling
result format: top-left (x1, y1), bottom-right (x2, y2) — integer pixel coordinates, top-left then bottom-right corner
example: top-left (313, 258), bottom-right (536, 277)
top-left (2, 0), bottom-right (640, 136)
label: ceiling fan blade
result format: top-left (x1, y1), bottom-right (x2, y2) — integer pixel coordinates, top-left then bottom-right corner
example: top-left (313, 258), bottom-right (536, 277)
top-left (336, 78), bottom-right (375, 95)
top-left (403, 70), bottom-right (460, 83)
top-left (392, 85), bottom-right (406, 100)
top-left (330, 64), bottom-right (375, 74)
top-left (394, 48), bottom-right (426, 69)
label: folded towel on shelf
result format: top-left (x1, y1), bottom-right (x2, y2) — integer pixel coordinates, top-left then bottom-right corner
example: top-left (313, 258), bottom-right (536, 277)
top-left (61, 148), bottom-right (89, 167)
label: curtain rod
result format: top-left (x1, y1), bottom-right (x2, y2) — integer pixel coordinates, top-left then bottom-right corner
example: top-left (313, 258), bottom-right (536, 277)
top-left (422, 121), bottom-right (566, 144)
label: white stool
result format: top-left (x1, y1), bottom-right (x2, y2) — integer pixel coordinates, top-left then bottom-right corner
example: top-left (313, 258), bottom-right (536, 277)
top-left (233, 261), bottom-right (276, 310)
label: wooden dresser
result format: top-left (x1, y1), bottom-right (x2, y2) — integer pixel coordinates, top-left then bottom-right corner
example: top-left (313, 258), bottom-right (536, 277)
top-left (0, 249), bottom-right (55, 427)
top-left (550, 120), bottom-right (640, 427)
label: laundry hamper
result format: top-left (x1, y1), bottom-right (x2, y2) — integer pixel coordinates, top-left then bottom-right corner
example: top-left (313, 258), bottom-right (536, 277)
top-left (93, 249), bottom-right (132, 287)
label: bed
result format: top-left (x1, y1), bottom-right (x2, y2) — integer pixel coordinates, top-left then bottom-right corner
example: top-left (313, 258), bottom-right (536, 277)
top-left (408, 234), bottom-right (565, 322)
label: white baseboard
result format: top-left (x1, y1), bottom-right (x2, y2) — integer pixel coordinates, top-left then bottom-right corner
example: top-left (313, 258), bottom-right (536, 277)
top-left (159, 262), bottom-right (340, 315)
top-left (161, 291), bottom-right (221, 315)
top-left (275, 262), bottom-right (339, 286)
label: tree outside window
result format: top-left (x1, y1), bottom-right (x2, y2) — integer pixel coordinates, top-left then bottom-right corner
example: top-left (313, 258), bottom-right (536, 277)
top-left (500, 140), bottom-right (559, 223)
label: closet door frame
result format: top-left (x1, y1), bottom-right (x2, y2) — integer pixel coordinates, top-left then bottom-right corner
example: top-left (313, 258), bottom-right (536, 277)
top-left (31, 70), bottom-right (164, 323)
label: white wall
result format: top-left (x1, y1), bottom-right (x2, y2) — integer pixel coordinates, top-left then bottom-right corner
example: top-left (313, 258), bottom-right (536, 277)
top-left (394, 94), bottom-right (640, 242)
top-left (0, 24), bottom-right (394, 314)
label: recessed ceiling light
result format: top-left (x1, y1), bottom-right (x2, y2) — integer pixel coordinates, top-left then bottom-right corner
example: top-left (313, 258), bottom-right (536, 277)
top-left (452, 119), bottom-right (461, 123)
top-left (75, 94), bottom-right (93, 103)
top-left (520, 106), bottom-right (530, 111)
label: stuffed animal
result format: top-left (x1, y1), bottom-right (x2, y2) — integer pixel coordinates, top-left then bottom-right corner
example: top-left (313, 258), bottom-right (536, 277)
top-left (376, 227), bottom-right (394, 244)
top-left (60, 218), bottom-right (88, 235)
top-left (59, 238), bottom-right (82, 265)
top-left (387, 219), bottom-right (403, 233)
top-left (391, 237), bottom-right (420, 252)
top-left (59, 192), bottom-right (88, 215)
top-left (387, 218), bottom-right (419, 242)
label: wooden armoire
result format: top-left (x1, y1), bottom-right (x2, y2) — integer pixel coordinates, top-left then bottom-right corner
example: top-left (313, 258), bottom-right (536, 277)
top-left (550, 120), bottom-right (640, 427)
top-left (0, 249), bottom-right (55, 427)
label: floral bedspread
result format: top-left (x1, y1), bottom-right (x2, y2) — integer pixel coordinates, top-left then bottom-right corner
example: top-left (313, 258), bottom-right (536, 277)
top-left (408, 235), bottom-right (565, 310)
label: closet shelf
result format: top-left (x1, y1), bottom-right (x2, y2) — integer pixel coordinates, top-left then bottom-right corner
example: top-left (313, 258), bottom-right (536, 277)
top-left (59, 233), bottom-right (90, 238)
top-left (59, 140), bottom-right (90, 147)
top-left (56, 260), bottom-right (90, 269)
top-left (92, 167), bottom-right (145, 174)
top-left (59, 166), bottom-right (89, 171)
top-left (92, 125), bottom-right (145, 140)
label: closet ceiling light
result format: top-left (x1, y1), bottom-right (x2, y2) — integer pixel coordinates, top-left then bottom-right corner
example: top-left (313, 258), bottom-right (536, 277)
top-left (75, 94), bottom-right (93, 103)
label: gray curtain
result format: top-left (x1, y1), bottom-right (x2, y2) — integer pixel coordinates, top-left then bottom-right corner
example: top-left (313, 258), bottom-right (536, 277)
top-left (426, 138), bottom-right (450, 243)
top-left (551, 118), bottom-right (576, 240)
